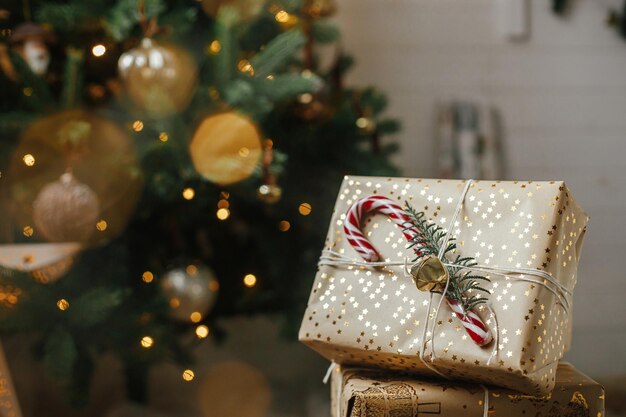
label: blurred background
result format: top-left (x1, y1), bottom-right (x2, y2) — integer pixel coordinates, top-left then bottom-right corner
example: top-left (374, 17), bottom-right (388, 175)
top-left (1, 0), bottom-right (626, 416)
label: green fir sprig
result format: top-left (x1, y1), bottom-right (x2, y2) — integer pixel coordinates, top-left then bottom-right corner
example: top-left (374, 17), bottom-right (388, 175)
top-left (404, 203), bottom-right (491, 312)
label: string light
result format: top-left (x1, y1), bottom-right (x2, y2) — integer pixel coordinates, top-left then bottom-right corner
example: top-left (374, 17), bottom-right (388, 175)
top-left (170, 298), bottom-right (181, 308)
top-left (22, 226), bottom-right (34, 237)
top-left (275, 10), bottom-right (290, 22)
top-left (243, 274), bottom-right (257, 288)
top-left (298, 202), bottom-right (312, 216)
top-left (159, 132), bottom-right (169, 142)
top-left (182, 187), bottom-right (195, 200)
top-left (195, 324), bottom-right (209, 339)
top-left (186, 264), bottom-right (198, 275)
top-left (142, 271), bottom-right (154, 283)
top-left (132, 120), bottom-right (144, 132)
top-left (57, 299), bottom-right (69, 311)
top-left (23, 154), bottom-right (35, 166)
top-left (217, 199), bottom-right (229, 209)
top-left (190, 311), bottom-right (202, 323)
top-left (278, 220), bottom-right (290, 232)
top-left (208, 40), bottom-right (221, 54)
top-left (182, 369), bottom-right (195, 381)
top-left (23, 87), bottom-right (32, 97)
top-left (237, 59), bottom-right (254, 75)
top-left (91, 44), bottom-right (106, 57)
top-left (216, 208), bottom-right (230, 220)
top-left (140, 336), bottom-right (154, 348)
top-left (96, 219), bottom-right (108, 231)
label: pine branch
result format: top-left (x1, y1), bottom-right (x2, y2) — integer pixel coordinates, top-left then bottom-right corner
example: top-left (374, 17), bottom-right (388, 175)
top-left (404, 202), bottom-right (491, 311)
top-left (249, 29), bottom-right (306, 78)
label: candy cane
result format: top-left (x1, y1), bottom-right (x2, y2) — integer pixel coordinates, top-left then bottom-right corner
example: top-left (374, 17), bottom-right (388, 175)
top-left (344, 195), bottom-right (492, 347)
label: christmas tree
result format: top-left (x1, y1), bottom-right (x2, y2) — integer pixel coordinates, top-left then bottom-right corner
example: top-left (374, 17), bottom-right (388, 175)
top-left (0, 0), bottom-right (399, 404)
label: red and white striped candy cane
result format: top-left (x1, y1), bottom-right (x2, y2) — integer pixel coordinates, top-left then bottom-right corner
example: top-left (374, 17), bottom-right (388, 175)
top-left (343, 195), bottom-right (418, 262)
top-left (344, 195), bottom-right (492, 347)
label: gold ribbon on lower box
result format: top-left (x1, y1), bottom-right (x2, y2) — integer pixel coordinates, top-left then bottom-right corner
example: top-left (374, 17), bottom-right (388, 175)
top-left (0, 342), bottom-right (22, 417)
top-left (331, 363), bottom-right (604, 417)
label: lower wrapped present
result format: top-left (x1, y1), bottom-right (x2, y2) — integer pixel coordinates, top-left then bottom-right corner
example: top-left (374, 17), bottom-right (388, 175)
top-left (331, 362), bottom-right (604, 417)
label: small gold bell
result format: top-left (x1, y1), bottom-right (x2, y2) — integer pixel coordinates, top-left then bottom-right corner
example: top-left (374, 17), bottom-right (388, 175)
top-left (410, 255), bottom-right (449, 292)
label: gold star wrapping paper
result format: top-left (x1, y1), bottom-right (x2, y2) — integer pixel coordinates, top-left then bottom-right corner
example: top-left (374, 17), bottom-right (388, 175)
top-left (299, 177), bottom-right (589, 396)
top-left (331, 362), bottom-right (604, 417)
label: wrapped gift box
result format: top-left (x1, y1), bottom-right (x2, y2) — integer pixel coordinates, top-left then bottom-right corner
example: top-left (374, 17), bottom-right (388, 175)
top-left (331, 362), bottom-right (604, 417)
top-left (300, 177), bottom-right (588, 395)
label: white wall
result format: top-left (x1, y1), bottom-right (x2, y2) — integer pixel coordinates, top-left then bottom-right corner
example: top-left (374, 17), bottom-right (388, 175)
top-left (335, 0), bottom-right (626, 377)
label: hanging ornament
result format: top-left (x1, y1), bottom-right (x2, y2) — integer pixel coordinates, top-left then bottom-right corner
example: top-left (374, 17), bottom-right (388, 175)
top-left (32, 171), bottom-right (100, 243)
top-left (302, 0), bottom-right (337, 18)
top-left (9, 22), bottom-right (55, 76)
top-left (256, 139), bottom-right (281, 204)
top-left (118, 38), bottom-right (198, 117)
top-left (189, 112), bottom-right (262, 186)
top-left (0, 242), bottom-right (82, 283)
top-left (8, 110), bottom-right (141, 246)
top-left (160, 263), bottom-right (219, 322)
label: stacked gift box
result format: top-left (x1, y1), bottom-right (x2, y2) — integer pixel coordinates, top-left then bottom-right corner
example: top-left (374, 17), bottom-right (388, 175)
top-left (299, 177), bottom-right (605, 417)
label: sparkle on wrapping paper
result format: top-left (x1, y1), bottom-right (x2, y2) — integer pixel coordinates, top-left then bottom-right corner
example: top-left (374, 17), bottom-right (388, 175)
top-left (190, 311), bottom-right (202, 323)
top-left (182, 369), bottom-right (194, 381)
top-left (196, 324), bottom-right (209, 339)
top-left (141, 336), bottom-right (154, 348)
top-left (23, 154), bottom-right (35, 166)
top-left (142, 271), bottom-right (154, 283)
top-left (243, 274), bottom-right (257, 287)
top-left (91, 44), bottom-right (106, 57)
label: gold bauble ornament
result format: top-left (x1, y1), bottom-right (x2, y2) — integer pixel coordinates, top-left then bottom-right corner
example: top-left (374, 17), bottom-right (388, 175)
top-left (0, 242), bottom-right (81, 283)
top-left (160, 263), bottom-right (219, 322)
top-left (118, 38), bottom-right (197, 117)
top-left (410, 255), bottom-right (449, 292)
top-left (32, 172), bottom-right (100, 243)
top-left (198, 361), bottom-right (271, 417)
top-left (8, 110), bottom-right (141, 246)
top-left (256, 183), bottom-right (282, 204)
top-left (189, 112), bottom-right (262, 185)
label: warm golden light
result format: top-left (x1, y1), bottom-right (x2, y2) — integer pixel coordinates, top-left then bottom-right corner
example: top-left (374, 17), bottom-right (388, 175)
top-left (298, 202), bottom-right (312, 216)
top-left (132, 120), bottom-right (144, 132)
top-left (237, 59), bottom-right (254, 75)
top-left (216, 208), bottom-right (230, 220)
top-left (182, 187), bottom-right (195, 200)
top-left (170, 297), bottom-right (181, 308)
top-left (209, 280), bottom-right (219, 292)
top-left (278, 220), bottom-right (291, 232)
top-left (92, 44), bottom-right (106, 57)
top-left (243, 274), bottom-right (257, 288)
top-left (195, 324), bottom-right (209, 339)
top-left (22, 226), bottom-right (34, 237)
top-left (57, 298), bottom-right (69, 311)
top-left (142, 271), bottom-right (154, 283)
top-left (23, 87), bottom-right (33, 96)
top-left (182, 369), bottom-right (195, 381)
top-left (208, 40), bottom-right (221, 54)
top-left (217, 199), bottom-right (229, 209)
top-left (186, 264), bottom-right (198, 276)
top-left (23, 154), bottom-right (35, 166)
top-left (298, 93), bottom-right (313, 104)
top-left (159, 132), bottom-right (169, 142)
top-left (141, 336), bottom-right (154, 348)
top-left (238, 147), bottom-right (250, 157)
top-left (96, 219), bottom-right (108, 231)
top-left (275, 10), bottom-right (290, 22)
top-left (190, 311), bottom-right (202, 323)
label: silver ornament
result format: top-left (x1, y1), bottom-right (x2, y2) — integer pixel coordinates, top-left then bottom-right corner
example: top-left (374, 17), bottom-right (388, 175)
top-left (32, 172), bottom-right (100, 243)
top-left (160, 263), bottom-right (219, 322)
